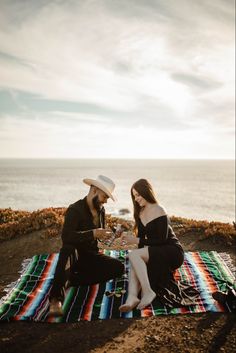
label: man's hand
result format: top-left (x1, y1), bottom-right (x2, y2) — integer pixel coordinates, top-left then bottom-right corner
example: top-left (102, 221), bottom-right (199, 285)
top-left (120, 232), bottom-right (139, 245)
top-left (93, 228), bottom-right (114, 241)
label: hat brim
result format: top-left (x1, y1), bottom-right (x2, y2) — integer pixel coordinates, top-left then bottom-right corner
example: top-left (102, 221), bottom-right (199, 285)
top-left (83, 178), bottom-right (116, 201)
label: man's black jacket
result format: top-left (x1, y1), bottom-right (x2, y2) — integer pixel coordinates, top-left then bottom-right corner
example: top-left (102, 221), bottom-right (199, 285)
top-left (61, 197), bottom-right (105, 254)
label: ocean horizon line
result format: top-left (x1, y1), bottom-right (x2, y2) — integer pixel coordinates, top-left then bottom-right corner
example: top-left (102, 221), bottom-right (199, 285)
top-left (0, 157), bottom-right (235, 161)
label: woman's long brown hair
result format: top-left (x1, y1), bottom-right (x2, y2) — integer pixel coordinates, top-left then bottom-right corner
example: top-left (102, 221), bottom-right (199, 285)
top-left (131, 179), bottom-right (158, 233)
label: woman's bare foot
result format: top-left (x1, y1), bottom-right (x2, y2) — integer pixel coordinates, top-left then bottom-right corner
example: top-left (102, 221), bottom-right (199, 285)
top-left (137, 290), bottom-right (156, 310)
top-left (119, 296), bottom-right (140, 312)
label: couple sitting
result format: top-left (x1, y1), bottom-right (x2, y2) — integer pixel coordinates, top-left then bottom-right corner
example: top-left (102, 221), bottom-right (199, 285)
top-left (49, 175), bottom-right (199, 317)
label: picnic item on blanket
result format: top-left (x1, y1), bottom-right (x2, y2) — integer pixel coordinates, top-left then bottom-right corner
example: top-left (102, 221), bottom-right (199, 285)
top-left (0, 250), bottom-right (235, 323)
top-left (212, 287), bottom-right (236, 312)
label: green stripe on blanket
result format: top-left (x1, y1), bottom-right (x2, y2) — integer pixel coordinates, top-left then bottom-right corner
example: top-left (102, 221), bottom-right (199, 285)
top-left (0, 251), bottom-right (235, 323)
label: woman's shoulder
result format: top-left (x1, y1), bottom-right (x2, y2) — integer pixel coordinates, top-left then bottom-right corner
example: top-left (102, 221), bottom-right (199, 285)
top-left (152, 204), bottom-right (167, 218)
top-left (141, 204), bottom-right (167, 226)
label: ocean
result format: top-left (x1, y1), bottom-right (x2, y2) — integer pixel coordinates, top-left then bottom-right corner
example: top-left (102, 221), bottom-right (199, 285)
top-left (0, 159), bottom-right (235, 223)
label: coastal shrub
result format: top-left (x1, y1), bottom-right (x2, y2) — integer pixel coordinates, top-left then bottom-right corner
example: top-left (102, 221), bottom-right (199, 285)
top-left (170, 216), bottom-right (236, 245)
top-left (0, 208), bottom-right (235, 245)
top-left (0, 208), bottom-right (66, 241)
top-left (0, 208), bottom-right (31, 224)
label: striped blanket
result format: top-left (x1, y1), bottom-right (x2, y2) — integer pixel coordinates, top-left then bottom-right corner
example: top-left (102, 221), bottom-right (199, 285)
top-left (0, 250), bottom-right (235, 322)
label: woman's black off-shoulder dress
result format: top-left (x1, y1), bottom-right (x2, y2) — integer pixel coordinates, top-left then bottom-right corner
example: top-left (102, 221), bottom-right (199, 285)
top-left (138, 215), bottom-right (199, 307)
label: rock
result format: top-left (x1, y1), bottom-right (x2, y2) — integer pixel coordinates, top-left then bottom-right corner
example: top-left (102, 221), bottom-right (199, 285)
top-left (119, 208), bottom-right (130, 215)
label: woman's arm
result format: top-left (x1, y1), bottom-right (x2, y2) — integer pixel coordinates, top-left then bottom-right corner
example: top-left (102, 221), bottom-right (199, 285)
top-left (137, 219), bottom-right (147, 248)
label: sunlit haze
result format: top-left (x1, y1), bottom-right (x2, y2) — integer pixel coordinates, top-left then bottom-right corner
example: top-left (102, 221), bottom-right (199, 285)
top-left (0, 0), bottom-right (235, 159)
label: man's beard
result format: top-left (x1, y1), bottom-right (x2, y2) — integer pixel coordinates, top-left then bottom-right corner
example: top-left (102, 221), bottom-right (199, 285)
top-left (92, 195), bottom-right (101, 212)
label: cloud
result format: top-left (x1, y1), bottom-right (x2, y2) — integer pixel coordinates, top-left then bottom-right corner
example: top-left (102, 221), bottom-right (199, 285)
top-left (0, 0), bottom-right (234, 158)
top-left (171, 72), bottom-right (223, 91)
top-left (0, 88), bottom-right (195, 131)
top-left (0, 110), bottom-right (234, 159)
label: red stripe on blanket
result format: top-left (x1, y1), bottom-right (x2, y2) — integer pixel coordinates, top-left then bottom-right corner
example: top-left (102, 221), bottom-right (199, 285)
top-left (14, 254), bottom-right (56, 320)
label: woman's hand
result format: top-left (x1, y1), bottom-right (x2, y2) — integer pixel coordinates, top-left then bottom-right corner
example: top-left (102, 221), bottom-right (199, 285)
top-left (120, 232), bottom-right (139, 245)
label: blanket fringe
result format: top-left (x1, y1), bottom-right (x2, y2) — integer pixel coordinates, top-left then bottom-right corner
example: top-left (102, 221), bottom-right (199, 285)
top-left (19, 257), bottom-right (32, 275)
top-left (219, 252), bottom-right (236, 283)
top-left (0, 257), bottom-right (32, 305)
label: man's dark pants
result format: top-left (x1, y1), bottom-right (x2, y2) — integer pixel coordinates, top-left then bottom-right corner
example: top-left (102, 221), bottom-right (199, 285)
top-left (49, 245), bottom-right (124, 302)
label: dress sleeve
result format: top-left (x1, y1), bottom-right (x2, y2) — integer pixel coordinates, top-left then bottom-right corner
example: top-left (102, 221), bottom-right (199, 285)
top-left (61, 207), bottom-right (94, 247)
top-left (140, 216), bottom-right (169, 247)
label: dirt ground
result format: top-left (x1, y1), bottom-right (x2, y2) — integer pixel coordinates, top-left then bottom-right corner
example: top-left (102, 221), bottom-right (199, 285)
top-left (0, 231), bottom-right (235, 353)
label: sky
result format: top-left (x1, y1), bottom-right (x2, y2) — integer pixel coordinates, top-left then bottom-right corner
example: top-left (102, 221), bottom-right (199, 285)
top-left (0, 0), bottom-right (235, 159)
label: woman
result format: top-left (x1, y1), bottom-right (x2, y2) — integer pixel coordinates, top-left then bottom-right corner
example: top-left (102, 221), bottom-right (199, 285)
top-left (119, 179), bottom-right (199, 312)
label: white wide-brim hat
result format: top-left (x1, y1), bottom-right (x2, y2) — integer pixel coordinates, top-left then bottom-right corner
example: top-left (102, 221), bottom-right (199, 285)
top-left (83, 175), bottom-right (116, 201)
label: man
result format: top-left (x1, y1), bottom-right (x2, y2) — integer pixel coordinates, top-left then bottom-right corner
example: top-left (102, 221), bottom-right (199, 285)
top-left (49, 175), bottom-right (124, 316)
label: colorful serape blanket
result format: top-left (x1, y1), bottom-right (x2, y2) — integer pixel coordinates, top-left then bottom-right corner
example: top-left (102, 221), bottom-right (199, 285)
top-left (0, 250), bottom-right (235, 323)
